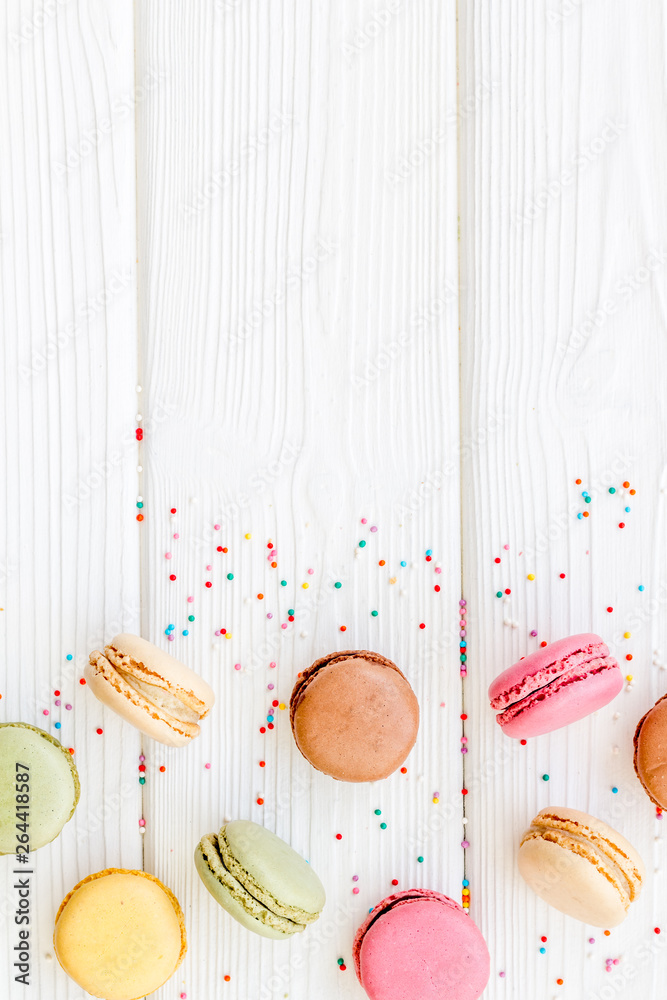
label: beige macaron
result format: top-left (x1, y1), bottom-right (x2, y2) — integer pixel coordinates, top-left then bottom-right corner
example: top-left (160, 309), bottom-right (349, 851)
top-left (86, 633), bottom-right (215, 746)
top-left (518, 807), bottom-right (644, 927)
top-left (54, 869), bottom-right (186, 1000)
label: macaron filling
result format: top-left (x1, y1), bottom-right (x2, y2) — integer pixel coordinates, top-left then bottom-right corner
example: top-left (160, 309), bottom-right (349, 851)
top-left (494, 654), bottom-right (618, 728)
top-left (197, 833), bottom-right (309, 934)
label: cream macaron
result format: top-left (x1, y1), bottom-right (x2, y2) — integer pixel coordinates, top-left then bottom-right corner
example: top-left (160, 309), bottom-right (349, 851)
top-left (86, 633), bottom-right (215, 746)
top-left (54, 869), bottom-right (186, 1000)
top-left (518, 807), bottom-right (644, 927)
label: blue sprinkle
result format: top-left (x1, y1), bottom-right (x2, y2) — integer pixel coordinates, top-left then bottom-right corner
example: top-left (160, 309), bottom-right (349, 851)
top-left (577, 513), bottom-right (583, 520)
top-left (66, 654), bottom-right (73, 661)
top-left (462, 879), bottom-right (469, 887)
top-left (539, 947), bottom-right (546, 955)
top-left (164, 629), bottom-right (171, 636)
top-left (267, 715), bottom-right (274, 723)
top-left (400, 561), bottom-right (407, 567)
top-left (625, 506), bottom-right (631, 512)
top-left (639, 585), bottom-right (645, 592)
top-left (54, 722), bottom-right (62, 729)
top-left (612, 787), bottom-right (618, 794)
top-left (425, 549), bottom-right (432, 556)
top-left (460, 640), bottom-right (467, 648)
top-left (182, 630), bottom-right (189, 636)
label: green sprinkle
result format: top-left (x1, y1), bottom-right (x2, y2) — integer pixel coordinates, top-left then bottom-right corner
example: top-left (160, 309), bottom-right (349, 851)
top-left (281, 580), bottom-right (287, 587)
top-left (584, 495), bottom-right (591, 503)
top-left (371, 610), bottom-right (378, 617)
top-left (496, 591), bottom-right (502, 598)
top-left (288, 609), bottom-right (294, 616)
top-left (374, 809), bottom-right (382, 815)
top-left (227, 573), bottom-right (234, 581)
top-left (188, 615), bottom-right (195, 622)
top-left (139, 777), bottom-right (145, 785)
top-left (542, 774), bottom-right (549, 782)
top-left (609, 487), bottom-right (616, 494)
top-left (337, 959), bottom-right (344, 966)
top-left (417, 856), bottom-right (424, 863)
top-left (380, 822), bottom-right (387, 830)
top-left (359, 540), bottom-right (366, 548)
top-left (334, 581), bottom-right (342, 589)
top-left (136, 501), bottom-right (143, 508)
top-left (460, 654), bottom-right (467, 663)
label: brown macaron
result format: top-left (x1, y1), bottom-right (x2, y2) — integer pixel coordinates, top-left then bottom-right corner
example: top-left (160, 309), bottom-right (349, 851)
top-left (634, 692), bottom-right (667, 808)
top-left (290, 650), bottom-right (419, 782)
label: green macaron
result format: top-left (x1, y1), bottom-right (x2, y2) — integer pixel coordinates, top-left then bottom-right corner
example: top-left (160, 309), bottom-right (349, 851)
top-left (0, 723), bottom-right (80, 854)
top-left (194, 820), bottom-right (326, 939)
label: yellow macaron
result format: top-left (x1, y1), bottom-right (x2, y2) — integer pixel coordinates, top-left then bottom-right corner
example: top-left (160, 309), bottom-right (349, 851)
top-left (54, 869), bottom-right (186, 1000)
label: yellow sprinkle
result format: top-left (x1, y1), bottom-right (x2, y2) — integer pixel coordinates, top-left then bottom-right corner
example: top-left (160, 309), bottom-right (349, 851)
top-left (624, 631), bottom-right (631, 639)
top-left (462, 888), bottom-right (470, 895)
top-left (245, 533), bottom-right (251, 539)
top-left (302, 582), bottom-right (309, 589)
top-left (389, 577), bottom-right (397, 585)
top-left (225, 632), bottom-right (232, 640)
top-left (527, 573), bottom-right (535, 581)
top-left (279, 703), bottom-right (286, 711)
top-left (432, 797), bottom-right (439, 804)
top-left (626, 674), bottom-right (633, 682)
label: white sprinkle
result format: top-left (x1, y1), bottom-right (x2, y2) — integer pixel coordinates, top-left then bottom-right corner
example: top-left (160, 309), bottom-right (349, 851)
top-left (136, 385), bottom-right (142, 392)
top-left (300, 631), bottom-right (308, 638)
top-left (137, 465), bottom-right (143, 472)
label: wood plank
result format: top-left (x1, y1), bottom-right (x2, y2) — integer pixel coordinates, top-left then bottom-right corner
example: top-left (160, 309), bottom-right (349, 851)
top-left (0, 1), bottom-right (139, 994)
top-left (136, 0), bottom-right (460, 995)
top-left (460, 2), bottom-right (667, 996)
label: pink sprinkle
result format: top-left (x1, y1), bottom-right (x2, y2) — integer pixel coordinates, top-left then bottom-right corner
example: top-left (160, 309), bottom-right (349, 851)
top-left (54, 699), bottom-right (61, 707)
top-left (165, 552), bottom-right (172, 559)
top-left (270, 661), bottom-right (276, 668)
top-left (214, 524), bottom-right (221, 530)
top-left (187, 596), bottom-right (194, 603)
top-left (353, 887), bottom-right (360, 894)
top-left (503, 544), bottom-right (509, 550)
top-left (268, 684), bottom-right (274, 691)
top-left (139, 755), bottom-right (145, 762)
top-left (435, 567), bottom-right (442, 574)
top-left (461, 840), bottom-right (470, 848)
top-left (370, 525), bottom-right (378, 532)
top-left (139, 819), bottom-right (146, 827)
top-left (43, 709), bottom-right (49, 716)
top-left (460, 630), bottom-right (466, 637)
top-left (352, 875), bottom-right (359, 881)
top-left (205, 564), bottom-right (211, 570)
top-left (205, 763), bottom-right (211, 769)
top-left (434, 791), bottom-right (440, 798)
top-left (65, 704), bottom-right (72, 710)
top-left (167, 634), bottom-right (175, 641)
top-left (215, 630), bottom-right (221, 636)
top-left (588, 938), bottom-right (595, 944)
top-left (361, 518), bottom-right (368, 524)
top-left (499, 971), bottom-right (506, 978)
top-left (173, 533), bottom-right (179, 539)
top-left (180, 994), bottom-right (187, 999)
top-left (281, 623), bottom-right (288, 630)
top-left (461, 747), bottom-right (468, 753)
top-left (307, 568), bottom-right (314, 575)
top-left (234, 663), bottom-right (241, 671)
top-left (461, 736), bottom-right (468, 743)
top-left (530, 630), bottom-right (538, 637)
top-left (266, 613), bottom-right (273, 619)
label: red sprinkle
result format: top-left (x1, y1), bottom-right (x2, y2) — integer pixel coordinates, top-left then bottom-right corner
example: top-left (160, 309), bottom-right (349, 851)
top-left (205, 581), bottom-right (212, 588)
top-left (339, 964), bottom-right (347, 972)
top-left (217, 546), bottom-right (223, 552)
top-left (259, 761), bottom-right (266, 768)
top-left (400, 767), bottom-right (407, 774)
top-left (462, 788), bottom-right (468, 795)
top-left (559, 573), bottom-right (566, 579)
top-left (340, 625), bottom-right (347, 632)
top-left (391, 879), bottom-right (399, 886)
top-left (419, 623), bottom-right (426, 629)
top-left (520, 739), bottom-right (527, 745)
top-left (336, 834), bottom-right (343, 840)
top-left (54, 690), bottom-right (60, 696)
top-left (79, 678), bottom-right (86, 685)
top-left (159, 766), bottom-right (166, 772)
top-left (461, 713), bottom-right (468, 720)
top-left (257, 798), bottom-right (264, 805)
top-left (136, 514), bottom-right (144, 522)
top-left (504, 588), bottom-right (511, 595)
top-left (170, 508), bottom-right (177, 514)
top-left (139, 765), bottom-right (146, 772)
top-left (626, 654), bottom-right (633, 661)
top-left (655, 927), bottom-right (661, 934)
top-left (619, 523), bottom-right (625, 529)
top-left (96, 728), bottom-right (103, 735)
top-left (540, 641), bottom-right (547, 647)
top-left (494, 558), bottom-right (501, 564)
top-left (170, 574), bottom-right (177, 581)
top-left (607, 607), bottom-right (613, 613)
top-left (260, 727), bottom-right (266, 734)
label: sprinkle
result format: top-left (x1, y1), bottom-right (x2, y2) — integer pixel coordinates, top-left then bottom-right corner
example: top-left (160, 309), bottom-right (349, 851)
top-left (391, 879), bottom-right (399, 886)
top-left (542, 774), bottom-right (549, 781)
top-left (557, 980), bottom-right (563, 986)
top-left (639, 585), bottom-right (645, 591)
top-left (461, 840), bottom-right (470, 848)
top-left (54, 722), bottom-right (61, 729)
top-left (340, 625), bottom-right (347, 632)
top-left (336, 833), bottom-right (342, 840)
top-left (609, 487), bottom-right (616, 494)
top-left (419, 623), bottom-right (425, 629)
top-left (527, 573), bottom-right (535, 581)
top-left (205, 763), bottom-right (211, 769)
top-left (619, 522), bottom-right (625, 529)
top-left (371, 610), bottom-right (378, 617)
top-left (79, 678), bottom-right (86, 685)
top-left (630, 488), bottom-right (636, 495)
top-left (224, 976), bottom-right (231, 982)
top-left (374, 809), bottom-right (382, 815)
top-left (400, 560), bottom-right (406, 567)
top-left (187, 596), bottom-right (194, 602)
top-left (302, 582), bottom-right (309, 589)
top-left (559, 573), bottom-right (566, 579)
top-left (417, 856), bottom-right (423, 863)
top-left (43, 709), bottom-right (49, 716)
top-left (607, 606), bottom-right (613, 613)
top-left (655, 927), bottom-right (661, 934)
top-left (245, 533), bottom-right (251, 539)
top-left (530, 630), bottom-right (537, 637)
top-left (96, 728), bottom-right (103, 735)
top-left (612, 787), bottom-right (618, 794)
top-left (380, 822), bottom-right (387, 830)
top-left (227, 573), bottom-right (234, 580)
top-left (494, 557), bottom-right (501, 564)
top-left (400, 767), bottom-right (407, 774)
top-left (359, 540), bottom-right (366, 548)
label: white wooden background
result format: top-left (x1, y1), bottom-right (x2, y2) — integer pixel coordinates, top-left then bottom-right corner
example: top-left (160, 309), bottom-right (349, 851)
top-left (1, 1), bottom-right (666, 999)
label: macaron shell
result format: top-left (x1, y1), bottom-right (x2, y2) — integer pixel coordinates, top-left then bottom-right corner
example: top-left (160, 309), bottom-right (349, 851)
top-left (222, 820), bottom-right (325, 920)
top-left (194, 842), bottom-right (299, 939)
top-left (354, 891), bottom-right (490, 1000)
top-left (54, 869), bottom-right (186, 1000)
top-left (108, 633), bottom-right (215, 712)
top-left (291, 651), bottom-right (419, 781)
top-left (497, 660), bottom-right (623, 739)
top-left (634, 693), bottom-right (667, 808)
top-left (489, 633), bottom-right (606, 707)
top-left (518, 835), bottom-right (629, 926)
top-left (0, 723), bottom-right (80, 854)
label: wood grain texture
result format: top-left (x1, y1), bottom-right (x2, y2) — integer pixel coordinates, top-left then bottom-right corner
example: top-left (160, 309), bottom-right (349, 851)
top-left (136, 0), bottom-right (460, 996)
top-left (0, 1), bottom-right (140, 996)
top-left (460, 1), bottom-right (667, 997)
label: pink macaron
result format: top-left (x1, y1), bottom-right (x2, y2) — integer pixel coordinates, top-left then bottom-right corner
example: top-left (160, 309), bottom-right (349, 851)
top-left (489, 633), bottom-right (622, 739)
top-left (353, 890), bottom-right (490, 1000)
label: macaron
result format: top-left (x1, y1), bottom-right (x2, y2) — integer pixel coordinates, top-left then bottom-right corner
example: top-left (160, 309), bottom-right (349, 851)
top-left (634, 692), bottom-right (667, 808)
top-left (195, 819), bottom-right (325, 939)
top-left (489, 633), bottom-right (622, 739)
top-left (353, 890), bottom-right (490, 1000)
top-left (0, 723), bottom-right (80, 854)
top-left (54, 869), bottom-right (186, 1000)
top-left (518, 807), bottom-right (644, 926)
top-left (86, 633), bottom-right (215, 746)
top-left (290, 649), bottom-right (419, 781)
